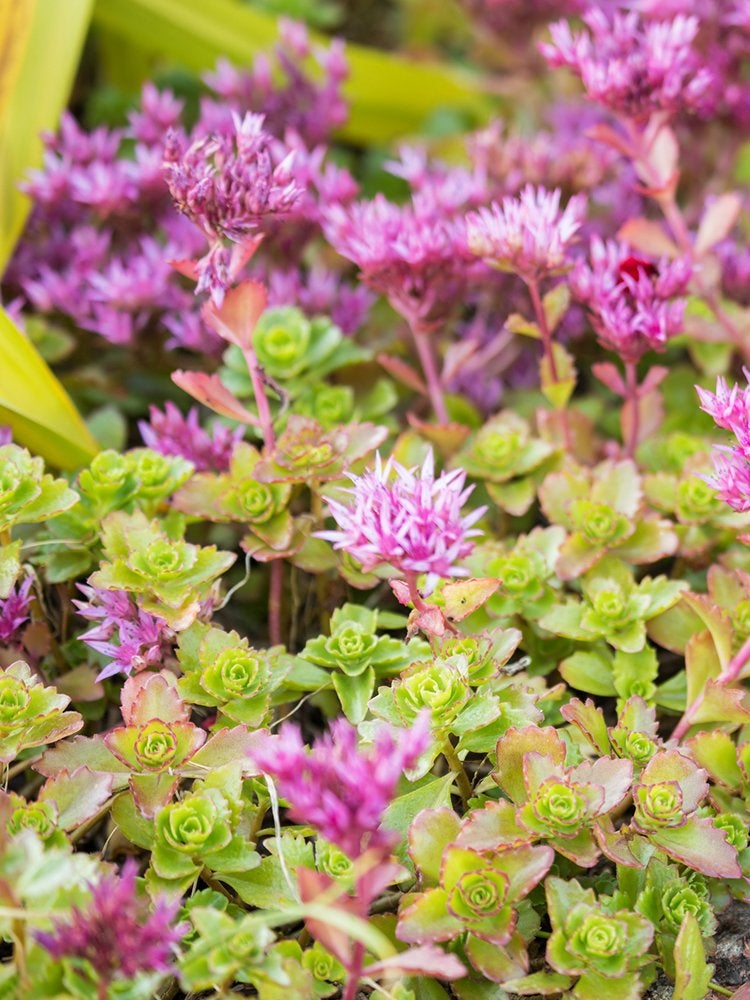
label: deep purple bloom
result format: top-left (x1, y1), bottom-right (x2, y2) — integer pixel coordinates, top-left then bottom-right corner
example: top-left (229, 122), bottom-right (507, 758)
top-left (466, 184), bottom-right (586, 282)
top-left (318, 450), bottom-right (486, 593)
top-left (138, 402), bottom-right (243, 472)
top-left (541, 9), bottom-right (715, 122)
top-left (0, 577), bottom-right (33, 645)
top-left (0, 426), bottom-right (12, 446)
top-left (74, 586), bottom-right (174, 681)
top-left (571, 237), bottom-right (691, 362)
top-left (251, 715), bottom-right (430, 859)
top-left (36, 859), bottom-right (187, 985)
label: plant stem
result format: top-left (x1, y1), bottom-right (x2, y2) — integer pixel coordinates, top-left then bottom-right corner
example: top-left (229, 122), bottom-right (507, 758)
top-left (268, 559), bottom-right (283, 647)
top-left (341, 942), bottom-right (365, 1000)
top-left (442, 739), bottom-right (473, 809)
top-left (405, 572), bottom-right (429, 613)
top-left (623, 359), bottom-right (640, 459)
top-left (242, 347), bottom-right (275, 452)
top-left (672, 633), bottom-right (750, 741)
top-left (409, 324), bottom-right (449, 424)
top-left (526, 278), bottom-right (572, 450)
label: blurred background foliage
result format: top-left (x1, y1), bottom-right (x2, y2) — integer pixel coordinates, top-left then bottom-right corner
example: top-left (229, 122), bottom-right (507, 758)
top-left (0, 0), bottom-right (497, 468)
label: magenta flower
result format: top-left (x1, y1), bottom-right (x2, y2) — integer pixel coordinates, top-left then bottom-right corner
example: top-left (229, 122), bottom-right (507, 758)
top-left (324, 193), bottom-right (473, 332)
top-left (571, 237), bottom-right (690, 363)
top-left (163, 112), bottom-right (303, 302)
top-left (697, 371), bottom-right (750, 512)
top-left (251, 715), bottom-right (430, 859)
top-left (318, 450), bottom-right (486, 593)
top-left (36, 859), bottom-right (187, 986)
top-left (466, 184), bottom-right (586, 283)
top-left (0, 577), bottom-right (33, 645)
top-left (74, 586), bottom-right (174, 681)
top-left (138, 402), bottom-right (243, 472)
top-left (541, 9), bottom-right (715, 123)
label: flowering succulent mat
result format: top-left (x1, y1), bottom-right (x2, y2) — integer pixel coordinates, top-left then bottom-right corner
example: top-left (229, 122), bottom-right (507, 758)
top-left (2, 1), bottom-right (750, 998)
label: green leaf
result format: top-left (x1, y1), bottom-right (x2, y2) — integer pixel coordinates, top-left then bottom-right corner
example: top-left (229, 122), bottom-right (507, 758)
top-left (332, 668), bottom-right (374, 725)
top-left (407, 807), bottom-right (461, 884)
top-left (540, 343), bottom-right (577, 410)
top-left (0, 0), bottom-right (93, 272)
top-left (560, 647), bottom-right (617, 696)
top-left (91, 0), bottom-right (494, 146)
top-left (382, 774), bottom-right (456, 868)
top-left (672, 913), bottom-right (714, 1000)
top-left (0, 540), bottom-right (21, 599)
top-left (0, 308), bottom-right (99, 469)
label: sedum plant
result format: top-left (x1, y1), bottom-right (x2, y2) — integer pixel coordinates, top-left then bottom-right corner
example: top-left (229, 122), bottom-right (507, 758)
top-left (6, 2), bottom-right (750, 997)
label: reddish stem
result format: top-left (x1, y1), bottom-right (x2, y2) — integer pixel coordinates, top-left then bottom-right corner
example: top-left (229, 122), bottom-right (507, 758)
top-left (410, 324), bottom-right (449, 425)
top-left (341, 943), bottom-right (365, 1000)
top-left (242, 347), bottom-right (276, 451)
top-left (623, 359), bottom-right (640, 459)
top-left (672, 634), bottom-right (750, 741)
top-left (526, 277), bottom-right (572, 450)
top-left (405, 572), bottom-right (429, 613)
top-left (268, 559), bottom-right (283, 647)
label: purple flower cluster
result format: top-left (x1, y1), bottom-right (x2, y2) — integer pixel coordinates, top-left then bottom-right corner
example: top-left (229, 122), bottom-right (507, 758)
top-left (251, 715), bottom-right (430, 859)
top-left (138, 402), bottom-right (243, 472)
top-left (571, 238), bottom-right (691, 362)
top-left (0, 577), bottom-right (33, 645)
top-left (467, 183), bottom-right (586, 282)
top-left (36, 859), bottom-right (187, 984)
top-left (541, 8), bottom-right (715, 123)
top-left (74, 586), bottom-right (174, 681)
top-left (324, 192), bottom-right (474, 333)
top-left (164, 112), bottom-right (303, 303)
top-left (4, 24), bottom-right (360, 350)
top-left (262, 262), bottom-right (374, 335)
top-left (318, 450), bottom-right (486, 593)
top-left (697, 372), bottom-right (750, 512)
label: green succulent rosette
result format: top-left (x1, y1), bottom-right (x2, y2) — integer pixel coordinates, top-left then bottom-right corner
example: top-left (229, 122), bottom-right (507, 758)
top-left (177, 622), bottom-right (293, 727)
top-left (539, 557), bottom-right (686, 653)
top-left (472, 526), bottom-right (565, 621)
top-left (296, 603), bottom-right (430, 722)
top-left (0, 660), bottom-right (82, 764)
top-left (456, 410), bottom-right (557, 516)
top-left (544, 877), bottom-right (654, 999)
top-left (178, 906), bottom-right (280, 993)
top-left (89, 510), bottom-right (235, 628)
top-left (0, 444), bottom-right (78, 536)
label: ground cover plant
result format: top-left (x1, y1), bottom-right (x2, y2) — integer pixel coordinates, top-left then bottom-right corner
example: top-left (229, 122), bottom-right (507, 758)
top-left (3, 0), bottom-right (750, 997)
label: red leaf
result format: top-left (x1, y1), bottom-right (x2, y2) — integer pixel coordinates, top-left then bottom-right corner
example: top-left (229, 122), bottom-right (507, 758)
top-left (366, 945), bottom-right (466, 980)
top-left (376, 352), bottom-right (427, 394)
top-left (171, 370), bottom-right (260, 425)
top-left (202, 279), bottom-right (268, 351)
top-left (592, 361), bottom-right (626, 396)
top-left (695, 193), bottom-right (742, 257)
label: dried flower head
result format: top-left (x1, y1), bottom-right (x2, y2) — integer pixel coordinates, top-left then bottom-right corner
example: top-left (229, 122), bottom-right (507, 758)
top-left (318, 450), bottom-right (486, 593)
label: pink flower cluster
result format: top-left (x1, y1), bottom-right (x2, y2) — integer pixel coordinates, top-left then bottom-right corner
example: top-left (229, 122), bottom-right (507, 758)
top-left (138, 402), bottom-right (243, 472)
top-left (571, 238), bottom-right (691, 363)
top-left (324, 192), bottom-right (474, 333)
top-left (466, 184), bottom-right (586, 283)
top-left (251, 715), bottom-right (431, 859)
top-left (318, 450), bottom-right (486, 593)
top-left (697, 372), bottom-right (750, 512)
top-left (74, 586), bottom-right (174, 681)
top-left (164, 112), bottom-right (303, 303)
top-left (541, 8), bottom-right (715, 122)
top-left (36, 859), bottom-right (187, 984)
